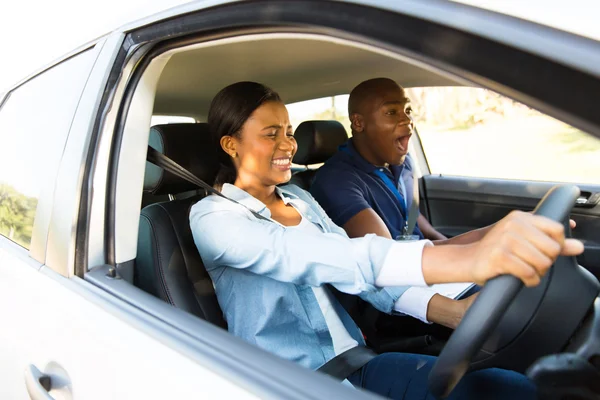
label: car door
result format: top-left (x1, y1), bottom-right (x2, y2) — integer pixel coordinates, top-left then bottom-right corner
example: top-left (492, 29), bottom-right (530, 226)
top-left (408, 86), bottom-right (600, 279)
top-left (0, 37), bottom-right (234, 400)
top-left (0, 40), bottom-right (106, 399)
top-left (2, 1), bottom-right (600, 399)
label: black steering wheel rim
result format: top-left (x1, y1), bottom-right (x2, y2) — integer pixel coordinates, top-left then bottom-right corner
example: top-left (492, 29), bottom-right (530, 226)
top-left (428, 184), bottom-right (581, 398)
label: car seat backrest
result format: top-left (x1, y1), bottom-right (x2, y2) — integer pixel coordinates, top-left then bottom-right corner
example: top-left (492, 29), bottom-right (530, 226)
top-left (136, 123), bottom-right (226, 328)
top-left (290, 120), bottom-right (348, 190)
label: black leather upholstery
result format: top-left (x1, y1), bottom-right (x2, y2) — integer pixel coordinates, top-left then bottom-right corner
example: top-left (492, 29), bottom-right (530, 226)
top-left (136, 123), bottom-right (226, 328)
top-left (293, 120), bottom-right (348, 165)
top-left (290, 120), bottom-right (348, 190)
top-left (144, 123), bottom-right (219, 195)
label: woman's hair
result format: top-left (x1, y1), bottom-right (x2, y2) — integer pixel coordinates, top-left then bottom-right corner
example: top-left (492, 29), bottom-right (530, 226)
top-left (208, 81), bottom-right (282, 188)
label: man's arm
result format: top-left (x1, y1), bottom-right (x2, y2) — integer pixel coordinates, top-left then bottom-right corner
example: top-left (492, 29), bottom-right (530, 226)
top-left (434, 216), bottom-right (577, 246)
top-left (433, 225), bottom-right (492, 246)
top-left (417, 214), bottom-right (447, 241)
top-left (343, 208), bottom-right (393, 239)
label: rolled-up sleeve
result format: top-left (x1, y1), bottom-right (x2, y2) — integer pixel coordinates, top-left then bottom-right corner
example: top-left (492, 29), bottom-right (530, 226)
top-left (376, 239), bottom-right (433, 287)
top-left (393, 288), bottom-right (436, 323)
top-left (190, 199), bottom-right (431, 296)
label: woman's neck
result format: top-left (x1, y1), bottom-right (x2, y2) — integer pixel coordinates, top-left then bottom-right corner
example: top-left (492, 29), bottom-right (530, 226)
top-left (233, 178), bottom-right (278, 205)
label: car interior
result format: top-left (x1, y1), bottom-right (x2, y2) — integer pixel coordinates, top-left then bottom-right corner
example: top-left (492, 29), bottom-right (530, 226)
top-left (112, 33), bottom-right (600, 398)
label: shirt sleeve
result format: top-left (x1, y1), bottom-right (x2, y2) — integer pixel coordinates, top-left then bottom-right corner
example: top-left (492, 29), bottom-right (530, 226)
top-left (376, 239), bottom-right (433, 287)
top-left (393, 287), bottom-right (436, 323)
top-left (189, 198), bottom-right (430, 296)
top-left (310, 167), bottom-right (372, 227)
top-left (359, 240), bottom-right (435, 318)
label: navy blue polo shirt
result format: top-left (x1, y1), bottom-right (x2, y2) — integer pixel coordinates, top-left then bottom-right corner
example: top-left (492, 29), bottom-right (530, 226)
top-left (310, 139), bottom-right (424, 240)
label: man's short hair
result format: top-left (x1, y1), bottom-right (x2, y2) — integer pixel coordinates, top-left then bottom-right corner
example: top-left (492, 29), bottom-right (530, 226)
top-left (348, 77), bottom-right (399, 116)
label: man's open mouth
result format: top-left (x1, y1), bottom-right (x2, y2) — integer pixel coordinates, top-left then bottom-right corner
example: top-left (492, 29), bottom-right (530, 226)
top-left (396, 134), bottom-right (412, 152)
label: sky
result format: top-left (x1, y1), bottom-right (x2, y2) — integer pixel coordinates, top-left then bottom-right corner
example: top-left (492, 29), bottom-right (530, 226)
top-left (0, 0), bottom-right (193, 93)
top-left (454, 0), bottom-right (600, 41)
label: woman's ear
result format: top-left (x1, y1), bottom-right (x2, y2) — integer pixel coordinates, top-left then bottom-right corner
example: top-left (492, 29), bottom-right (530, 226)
top-left (350, 113), bottom-right (364, 133)
top-left (220, 135), bottom-right (237, 158)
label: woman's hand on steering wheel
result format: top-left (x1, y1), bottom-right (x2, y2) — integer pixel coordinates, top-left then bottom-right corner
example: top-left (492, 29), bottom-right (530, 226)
top-left (465, 210), bottom-right (584, 287)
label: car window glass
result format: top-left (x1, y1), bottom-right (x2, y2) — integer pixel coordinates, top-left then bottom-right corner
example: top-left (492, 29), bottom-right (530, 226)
top-left (0, 49), bottom-right (96, 249)
top-left (407, 87), bottom-right (600, 184)
top-left (287, 95), bottom-right (351, 136)
top-left (151, 115), bottom-right (196, 126)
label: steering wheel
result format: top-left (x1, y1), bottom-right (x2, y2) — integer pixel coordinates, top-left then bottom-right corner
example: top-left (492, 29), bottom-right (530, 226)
top-left (428, 184), bottom-right (581, 398)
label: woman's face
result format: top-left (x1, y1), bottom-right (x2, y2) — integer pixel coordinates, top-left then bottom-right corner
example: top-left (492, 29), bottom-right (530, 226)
top-left (223, 101), bottom-right (297, 188)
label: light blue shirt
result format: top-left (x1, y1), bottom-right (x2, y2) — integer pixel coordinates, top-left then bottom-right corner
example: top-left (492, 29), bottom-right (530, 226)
top-left (189, 183), bottom-right (425, 370)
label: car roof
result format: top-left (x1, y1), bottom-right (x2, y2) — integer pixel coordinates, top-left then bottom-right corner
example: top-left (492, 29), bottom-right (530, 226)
top-left (6, 0), bottom-right (600, 98)
top-left (452, 0), bottom-right (600, 42)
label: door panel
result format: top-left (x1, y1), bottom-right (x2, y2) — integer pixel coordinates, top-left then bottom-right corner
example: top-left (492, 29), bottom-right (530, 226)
top-left (0, 240), bottom-right (377, 400)
top-left (0, 244), bottom-right (258, 399)
top-left (421, 175), bottom-right (600, 277)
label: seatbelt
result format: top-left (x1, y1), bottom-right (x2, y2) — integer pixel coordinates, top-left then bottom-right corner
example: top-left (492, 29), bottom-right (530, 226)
top-left (146, 145), bottom-right (376, 380)
top-left (147, 146), bottom-right (270, 222)
top-left (405, 155), bottom-right (420, 236)
top-left (317, 346), bottom-right (377, 380)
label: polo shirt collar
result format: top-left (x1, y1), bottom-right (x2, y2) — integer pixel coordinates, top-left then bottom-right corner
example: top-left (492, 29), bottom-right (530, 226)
top-left (341, 139), bottom-right (405, 176)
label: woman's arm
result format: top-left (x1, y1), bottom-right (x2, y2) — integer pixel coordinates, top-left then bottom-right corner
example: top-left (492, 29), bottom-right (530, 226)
top-left (192, 199), bottom-right (583, 295)
top-left (190, 199), bottom-right (409, 295)
top-left (421, 211), bottom-right (583, 287)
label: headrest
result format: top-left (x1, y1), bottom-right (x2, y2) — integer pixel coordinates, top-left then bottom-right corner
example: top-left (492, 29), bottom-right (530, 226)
top-left (293, 120), bottom-right (348, 165)
top-left (144, 123), bottom-right (219, 195)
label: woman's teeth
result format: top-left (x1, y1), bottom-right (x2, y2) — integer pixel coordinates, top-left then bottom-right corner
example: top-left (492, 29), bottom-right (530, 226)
top-left (272, 159), bottom-right (290, 166)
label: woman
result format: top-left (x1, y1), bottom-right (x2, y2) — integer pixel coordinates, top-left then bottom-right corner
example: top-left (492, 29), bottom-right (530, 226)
top-left (189, 82), bottom-right (583, 399)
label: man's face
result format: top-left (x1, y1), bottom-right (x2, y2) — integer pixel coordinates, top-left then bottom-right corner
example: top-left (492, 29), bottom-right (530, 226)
top-left (354, 84), bottom-right (414, 166)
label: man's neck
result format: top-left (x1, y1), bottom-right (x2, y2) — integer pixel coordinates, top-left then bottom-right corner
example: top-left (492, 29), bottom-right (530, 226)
top-left (351, 137), bottom-right (387, 167)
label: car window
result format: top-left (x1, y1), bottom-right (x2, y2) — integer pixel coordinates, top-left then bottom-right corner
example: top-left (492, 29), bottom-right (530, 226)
top-left (151, 115), bottom-right (196, 126)
top-left (407, 87), bottom-right (600, 184)
top-left (287, 95), bottom-right (351, 136)
top-left (0, 49), bottom-right (96, 249)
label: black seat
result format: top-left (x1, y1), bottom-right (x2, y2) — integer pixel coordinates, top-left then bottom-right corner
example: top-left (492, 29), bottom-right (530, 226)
top-left (290, 120), bottom-right (348, 190)
top-left (136, 123), bottom-right (226, 328)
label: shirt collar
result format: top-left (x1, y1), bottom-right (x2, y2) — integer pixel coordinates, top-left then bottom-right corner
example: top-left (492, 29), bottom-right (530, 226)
top-left (221, 183), bottom-right (300, 216)
top-left (340, 139), bottom-right (408, 176)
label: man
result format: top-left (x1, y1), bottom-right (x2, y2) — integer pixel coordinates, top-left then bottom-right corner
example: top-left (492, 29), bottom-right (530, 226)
top-left (311, 78), bottom-right (483, 330)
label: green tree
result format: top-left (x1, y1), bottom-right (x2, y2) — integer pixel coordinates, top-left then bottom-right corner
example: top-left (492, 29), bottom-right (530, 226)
top-left (0, 183), bottom-right (37, 247)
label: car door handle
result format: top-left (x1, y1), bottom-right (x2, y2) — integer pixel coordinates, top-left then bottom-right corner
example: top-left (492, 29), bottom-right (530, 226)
top-left (575, 192), bottom-right (600, 208)
top-left (24, 364), bottom-right (54, 400)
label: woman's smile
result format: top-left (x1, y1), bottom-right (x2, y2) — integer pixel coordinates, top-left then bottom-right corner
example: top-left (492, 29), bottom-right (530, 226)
top-left (272, 156), bottom-right (292, 170)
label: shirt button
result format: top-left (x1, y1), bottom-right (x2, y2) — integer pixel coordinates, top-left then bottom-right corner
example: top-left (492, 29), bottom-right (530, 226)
top-left (308, 215), bottom-right (313, 220)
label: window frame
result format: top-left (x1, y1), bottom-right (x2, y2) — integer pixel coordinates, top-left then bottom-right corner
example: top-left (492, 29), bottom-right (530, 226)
top-left (0, 45), bottom-right (100, 266)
